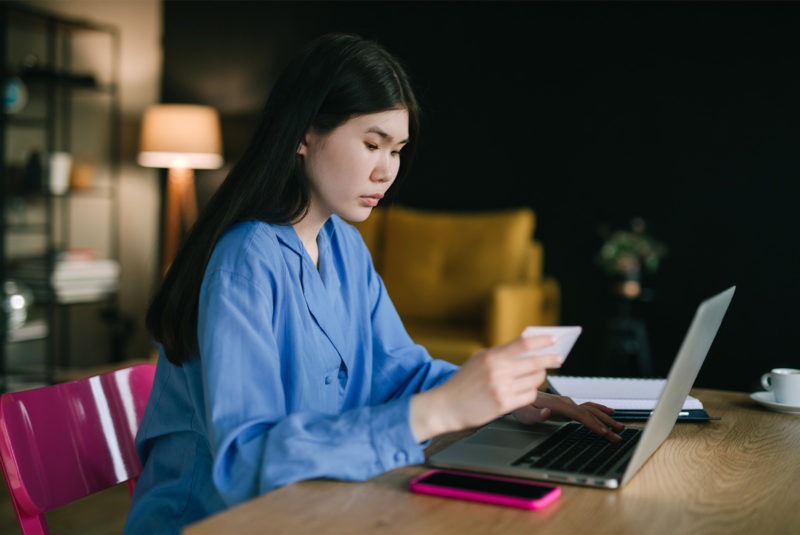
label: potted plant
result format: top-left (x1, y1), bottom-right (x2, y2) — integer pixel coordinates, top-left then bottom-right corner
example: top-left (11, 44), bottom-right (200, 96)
top-left (596, 217), bottom-right (667, 299)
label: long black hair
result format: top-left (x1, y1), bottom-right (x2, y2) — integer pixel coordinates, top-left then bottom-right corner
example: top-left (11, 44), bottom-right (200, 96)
top-left (146, 33), bottom-right (420, 365)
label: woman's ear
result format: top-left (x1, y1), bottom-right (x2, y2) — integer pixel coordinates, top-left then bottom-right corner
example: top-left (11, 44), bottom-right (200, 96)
top-left (297, 128), bottom-right (314, 156)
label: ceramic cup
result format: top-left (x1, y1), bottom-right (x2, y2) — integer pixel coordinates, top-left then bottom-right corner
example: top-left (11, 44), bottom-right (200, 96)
top-left (760, 368), bottom-right (800, 405)
top-left (48, 151), bottom-right (72, 195)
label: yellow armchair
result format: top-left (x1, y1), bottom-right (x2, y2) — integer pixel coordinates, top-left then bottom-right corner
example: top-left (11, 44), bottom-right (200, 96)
top-left (352, 206), bottom-right (560, 365)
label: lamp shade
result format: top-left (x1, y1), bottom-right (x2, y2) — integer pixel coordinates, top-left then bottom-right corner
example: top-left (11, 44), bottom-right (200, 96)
top-left (137, 104), bottom-right (223, 169)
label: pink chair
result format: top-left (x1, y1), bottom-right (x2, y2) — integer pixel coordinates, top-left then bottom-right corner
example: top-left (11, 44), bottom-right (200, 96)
top-left (0, 363), bottom-right (156, 535)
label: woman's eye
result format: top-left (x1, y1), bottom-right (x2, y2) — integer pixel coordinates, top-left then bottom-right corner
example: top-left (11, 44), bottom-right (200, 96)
top-left (391, 150), bottom-right (401, 157)
top-left (365, 142), bottom-right (379, 150)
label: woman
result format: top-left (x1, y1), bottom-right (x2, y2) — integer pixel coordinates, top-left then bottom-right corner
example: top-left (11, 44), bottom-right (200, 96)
top-left (124, 33), bottom-right (623, 534)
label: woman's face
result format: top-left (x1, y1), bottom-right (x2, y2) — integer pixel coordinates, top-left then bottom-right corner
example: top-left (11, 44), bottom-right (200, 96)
top-left (297, 108), bottom-right (409, 224)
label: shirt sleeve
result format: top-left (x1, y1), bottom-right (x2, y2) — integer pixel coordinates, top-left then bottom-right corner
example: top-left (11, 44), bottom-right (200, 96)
top-left (197, 270), bottom-right (430, 507)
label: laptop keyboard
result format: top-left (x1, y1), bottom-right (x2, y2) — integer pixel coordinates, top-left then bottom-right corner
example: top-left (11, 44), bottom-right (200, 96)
top-left (511, 422), bottom-right (642, 476)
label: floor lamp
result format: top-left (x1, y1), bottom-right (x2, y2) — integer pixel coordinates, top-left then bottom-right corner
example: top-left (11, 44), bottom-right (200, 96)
top-left (137, 104), bottom-right (223, 274)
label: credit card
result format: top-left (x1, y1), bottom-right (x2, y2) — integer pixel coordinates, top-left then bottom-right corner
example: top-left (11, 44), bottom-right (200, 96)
top-left (520, 326), bottom-right (582, 366)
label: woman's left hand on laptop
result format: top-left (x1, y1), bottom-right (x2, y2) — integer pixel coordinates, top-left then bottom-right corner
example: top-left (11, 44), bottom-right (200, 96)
top-left (512, 392), bottom-right (625, 442)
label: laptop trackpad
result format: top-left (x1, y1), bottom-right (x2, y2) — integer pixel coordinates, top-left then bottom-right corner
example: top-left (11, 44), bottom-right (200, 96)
top-left (463, 428), bottom-right (546, 449)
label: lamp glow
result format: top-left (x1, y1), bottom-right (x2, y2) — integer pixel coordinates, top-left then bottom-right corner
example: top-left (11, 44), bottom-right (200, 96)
top-left (137, 104), bottom-right (223, 170)
top-left (137, 104), bottom-right (223, 273)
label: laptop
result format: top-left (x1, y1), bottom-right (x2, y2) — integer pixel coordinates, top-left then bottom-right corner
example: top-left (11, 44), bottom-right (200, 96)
top-left (428, 286), bottom-right (735, 489)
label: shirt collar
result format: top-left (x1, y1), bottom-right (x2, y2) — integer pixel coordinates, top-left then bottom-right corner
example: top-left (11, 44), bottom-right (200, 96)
top-left (273, 216), bottom-right (338, 259)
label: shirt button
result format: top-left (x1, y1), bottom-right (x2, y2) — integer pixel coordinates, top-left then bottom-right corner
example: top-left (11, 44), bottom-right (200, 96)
top-left (324, 376), bottom-right (332, 385)
top-left (394, 451), bottom-right (408, 464)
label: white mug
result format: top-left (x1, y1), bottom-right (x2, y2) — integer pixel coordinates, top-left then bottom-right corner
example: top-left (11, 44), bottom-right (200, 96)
top-left (761, 368), bottom-right (800, 405)
top-left (49, 152), bottom-right (72, 195)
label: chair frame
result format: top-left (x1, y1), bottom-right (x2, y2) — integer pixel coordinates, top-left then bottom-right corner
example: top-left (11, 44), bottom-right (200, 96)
top-left (0, 363), bottom-right (155, 535)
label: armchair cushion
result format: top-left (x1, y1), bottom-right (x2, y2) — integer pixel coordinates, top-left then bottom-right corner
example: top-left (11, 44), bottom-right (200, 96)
top-left (380, 207), bottom-right (535, 322)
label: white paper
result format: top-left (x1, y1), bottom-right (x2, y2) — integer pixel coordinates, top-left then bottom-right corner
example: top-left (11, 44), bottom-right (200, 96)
top-left (547, 376), bottom-right (704, 410)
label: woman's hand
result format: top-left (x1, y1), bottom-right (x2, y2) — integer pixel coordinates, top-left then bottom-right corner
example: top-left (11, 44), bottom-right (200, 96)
top-left (512, 392), bottom-right (626, 442)
top-left (410, 336), bottom-right (560, 442)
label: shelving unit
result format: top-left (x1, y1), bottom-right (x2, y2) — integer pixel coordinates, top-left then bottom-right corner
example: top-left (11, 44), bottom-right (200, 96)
top-left (0, 3), bottom-right (120, 392)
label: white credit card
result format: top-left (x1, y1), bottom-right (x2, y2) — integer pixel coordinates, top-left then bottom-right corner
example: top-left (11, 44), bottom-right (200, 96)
top-left (520, 326), bottom-right (582, 366)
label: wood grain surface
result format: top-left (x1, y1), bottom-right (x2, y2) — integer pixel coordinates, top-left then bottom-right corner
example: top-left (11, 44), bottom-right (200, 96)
top-left (185, 389), bottom-right (800, 535)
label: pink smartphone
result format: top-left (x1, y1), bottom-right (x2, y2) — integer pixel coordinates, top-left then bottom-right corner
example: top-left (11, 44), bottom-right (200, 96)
top-left (409, 469), bottom-right (560, 510)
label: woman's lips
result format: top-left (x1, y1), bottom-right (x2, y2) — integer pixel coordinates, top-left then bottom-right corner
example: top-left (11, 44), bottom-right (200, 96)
top-left (360, 194), bottom-right (383, 207)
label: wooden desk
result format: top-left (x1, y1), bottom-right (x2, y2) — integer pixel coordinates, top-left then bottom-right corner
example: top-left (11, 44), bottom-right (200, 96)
top-left (185, 389), bottom-right (800, 535)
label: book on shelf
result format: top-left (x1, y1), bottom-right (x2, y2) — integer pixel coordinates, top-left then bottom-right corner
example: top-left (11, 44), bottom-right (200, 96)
top-left (8, 255), bottom-right (119, 304)
top-left (51, 259), bottom-right (119, 283)
top-left (547, 375), bottom-right (717, 421)
top-left (54, 282), bottom-right (118, 304)
top-left (12, 258), bottom-right (119, 282)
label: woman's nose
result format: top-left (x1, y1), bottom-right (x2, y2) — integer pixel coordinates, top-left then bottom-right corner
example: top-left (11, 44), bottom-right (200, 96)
top-left (371, 153), bottom-right (396, 183)
top-left (371, 171), bottom-right (391, 183)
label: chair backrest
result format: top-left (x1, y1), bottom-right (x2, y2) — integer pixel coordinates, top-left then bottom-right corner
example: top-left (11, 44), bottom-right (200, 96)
top-left (0, 363), bottom-right (156, 535)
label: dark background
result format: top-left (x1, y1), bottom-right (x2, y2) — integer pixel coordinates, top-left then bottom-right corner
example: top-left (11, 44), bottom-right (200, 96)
top-left (162, 1), bottom-right (800, 392)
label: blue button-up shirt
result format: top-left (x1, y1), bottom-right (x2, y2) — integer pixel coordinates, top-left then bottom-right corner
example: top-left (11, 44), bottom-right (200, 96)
top-left (124, 216), bottom-right (458, 534)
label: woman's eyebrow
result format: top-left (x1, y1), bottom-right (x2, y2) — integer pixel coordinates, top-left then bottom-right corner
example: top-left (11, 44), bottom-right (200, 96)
top-left (365, 126), bottom-right (409, 145)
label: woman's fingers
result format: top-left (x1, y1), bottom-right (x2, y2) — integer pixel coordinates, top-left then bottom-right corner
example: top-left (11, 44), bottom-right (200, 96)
top-left (585, 405), bottom-right (625, 430)
top-left (529, 392), bottom-right (625, 442)
top-left (495, 335), bottom-right (557, 359)
top-left (582, 402), bottom-right (616, 415)
top-left (509, 371), bottom-right (548, 397)
top-left (577, 403), bottom-right (625, 431)
top-left (509, 353), bottom-right (561, 378)
top-left (512, 405), bottom-right (552, 425)
top-left (571, 406), bottom-right (623, 441)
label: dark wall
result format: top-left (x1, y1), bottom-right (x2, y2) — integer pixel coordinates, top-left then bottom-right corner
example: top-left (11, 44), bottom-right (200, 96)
top-left (163, 1), bottom-right (800, 392)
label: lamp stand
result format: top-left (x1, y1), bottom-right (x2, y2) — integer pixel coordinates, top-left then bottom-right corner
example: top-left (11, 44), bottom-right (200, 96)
top-left (161, 167), bottom-right (198, 274)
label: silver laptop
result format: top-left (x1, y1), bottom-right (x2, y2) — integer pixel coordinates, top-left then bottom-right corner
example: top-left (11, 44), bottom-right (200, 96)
top-left (429, 286), bottom-right (735, 489)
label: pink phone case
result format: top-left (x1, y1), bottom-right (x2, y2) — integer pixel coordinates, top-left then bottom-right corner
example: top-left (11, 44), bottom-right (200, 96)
top-left (409, 469), bottom-right (561, 510)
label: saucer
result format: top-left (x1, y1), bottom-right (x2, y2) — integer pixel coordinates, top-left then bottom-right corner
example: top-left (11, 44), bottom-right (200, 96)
top-left (750, 391), bottom-right (800, 414)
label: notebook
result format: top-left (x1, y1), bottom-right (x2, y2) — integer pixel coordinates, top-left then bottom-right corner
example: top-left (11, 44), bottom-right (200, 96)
top-left (546, 376), bottom-right (716, 421)
top-left (428, 286), bottom-right (735, 489)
